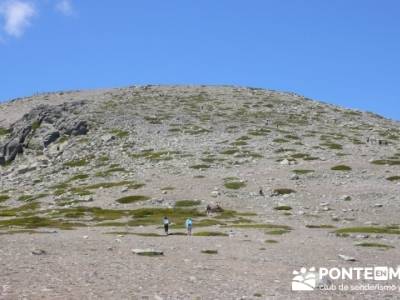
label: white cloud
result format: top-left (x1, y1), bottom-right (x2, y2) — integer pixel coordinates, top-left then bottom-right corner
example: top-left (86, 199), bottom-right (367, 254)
top-left (0, 0), bottom-right (36, 37)
top-left (55, 0), bottom-right (73, 16)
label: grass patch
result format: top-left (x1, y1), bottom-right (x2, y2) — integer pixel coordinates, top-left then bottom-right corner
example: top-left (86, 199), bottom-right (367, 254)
top-left (116, 195), bottom-right (150, 204)
top-left (0, 216), bottom-right (83, 230)
top-left (321, 142), bottom-right (343, 150)
top-left (272, 188), bottom-right (296, 195)
top-left (0, 127), bottom-right (11, 136)
top-left (175, 200), bottom-right (201, 207)
top-left (161, 186), bottom-right (175, 191)
top-left (0, 195), bottom-right (10, 203)
top-left (17, 193), bottom-right (48, 202)
top-left (110, 129), bottom-right (129, 138)
top-left (95, 167), bottom-right (126, 177)
top-left (201, 249), bottom-right (218, 254)
top-left (131, 149), bottom-right (180, 161)
top-left (355, 242), bottom-right (394, 249)
top-left (265, 229), bottom-right (291, 235)
top-left (387, 176), bottom-right (400, 182)
top-left (132, 232), bottom-right (165, 237)
top-left (274, 205), bottom-right (292, 211)
top-left (306, 224), bottom-right (336, 229)
top-left (371, 160), bottom-right (400, 166)
top-left (67, 174), bottom-right (89, 182)
top-left (189, 164), bottom-right (210, 170)
top-left (128, 208), bottom-right (206, 227)
top-left (194, 231), bottom-right (228, 237)
top-left (64, 158), bottom-right (90, 168)
top-left (335, 226), bottom-right (400, 235)
top-left (265, 239), bottom-right (278, 243)
top-left (224, 178), bottom-right (246, 190)
top-left (331, 165), bottom-right (352, 171)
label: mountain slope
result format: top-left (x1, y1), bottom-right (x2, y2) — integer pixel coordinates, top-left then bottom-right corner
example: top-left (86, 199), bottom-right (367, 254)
top-left (0, 85), bottom-right (399, 299)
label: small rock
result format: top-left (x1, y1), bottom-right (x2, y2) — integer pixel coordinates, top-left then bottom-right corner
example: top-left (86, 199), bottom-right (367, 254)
top-left (280, 159), bottom-right (290, 165)
top-left (374, 203), bottom-right (383, 208)
top-left (211, 191), bottom-right (220, 197)
top-left (32, 249), bottom-right (46, 255)
top-left (340, 195), bottom-right (352, 201)
top-left (290, 174), bottom-right (299, 180)
top-left (338, 254), bottom-right (356, 262)
top-left (132, 249), bottom-right (164, 256)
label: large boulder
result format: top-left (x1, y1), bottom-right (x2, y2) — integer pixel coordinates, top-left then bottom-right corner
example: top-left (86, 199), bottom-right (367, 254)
top-left (0, 101), bottom-right (88, 165)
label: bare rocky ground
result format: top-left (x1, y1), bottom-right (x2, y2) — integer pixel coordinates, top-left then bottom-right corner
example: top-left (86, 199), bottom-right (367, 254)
top-left (0, 85), bottom-right (400, 299)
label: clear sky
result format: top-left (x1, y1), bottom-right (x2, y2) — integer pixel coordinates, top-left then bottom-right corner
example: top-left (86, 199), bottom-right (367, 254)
top-left (0, 0), bottom-right (399, 120)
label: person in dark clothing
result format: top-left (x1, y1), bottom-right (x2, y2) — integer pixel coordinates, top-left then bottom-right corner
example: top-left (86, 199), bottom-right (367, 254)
top-left (163, 216), bottom-right (170, 235)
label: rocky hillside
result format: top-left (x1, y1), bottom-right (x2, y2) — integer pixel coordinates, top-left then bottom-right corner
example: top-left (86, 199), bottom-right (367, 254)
top-left (1, 85), bottom-right (400, 299)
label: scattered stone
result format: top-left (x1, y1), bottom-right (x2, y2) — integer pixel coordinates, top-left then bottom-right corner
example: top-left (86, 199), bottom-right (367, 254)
top-left (211, 190), bottom-right (220, 197)
top-left (340, 195), bottom-right (352, 201)
top-left (32, 249), bottom-right (46, 255)
top-left (132, 249), bottom-right (164, 256)
top-left (338, 254), bottom-right (356, 262)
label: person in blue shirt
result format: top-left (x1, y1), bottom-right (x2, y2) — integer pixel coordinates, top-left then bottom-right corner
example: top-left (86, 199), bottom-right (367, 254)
top-left (185, 218), bottom-right (193, 236)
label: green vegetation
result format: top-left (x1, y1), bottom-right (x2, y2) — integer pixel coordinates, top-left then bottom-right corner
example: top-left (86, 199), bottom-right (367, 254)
top-left (265, 229), bottom-right (291, 235)
top-left (201, 249), bottom-right (218, 254)
top-left (355, 242), bottom-right (394, 249)
top-left (265, 239), bottom-right (278, 243)
top-left (160, 186), bottom-right (175, 191)
top-left (0, 195), bottom-right (10, 203)
top-left (331, 165), bottom-right (352, 171)
top-left (335, 226), bottom-right (400, 235)
top-left (387, 176), bottom-right (400, 182)
top-left (0, 216), bottom-right (83, 230)
top-left (0, 127), bottom-right (10, 136)
top-left (95, 167), bottom-right (126, 177)
top-left (128, 207), bottom-right (206, 227)
top-left (67, 174), bottom-right (89, 182)
top-left (174, 200), bottom-right (201, 207)
top-left (64, 158), bottom-right (90, 167)
top-left (247, 128), bottom-right (270, 136)
top-left (131, 149), bottom-right (180, 161)
top-left (224, 178), bottom-right (246, 189)
top-left (371, 160), bottom-right (400, 166)
top-left (132, 232), bottom-right (164, 237)
top-left (31, 120), bottom-right (41, 131)
top-left (306, 224), bottom-right (336, 229)
top-left (273, 138), bottom-right (289, 143)
top-left (116, 195), bottom-right (150, 204)
top-left (110, 129), bottom-right (129, 138)
top-left (321, 142), bottom-right (343, 150)
top-left (17, 193), bottom-right (48, 202)
top-left (0, 202), bottom-right (39, 217)
top-left (272, 188), bottom-right (296, 195)
top-left (274, 205), bottom-right (292, 211)
top-left (189, 164), bottom-right (210, 170)
top-left (194, 231), bottom-right (228, 237)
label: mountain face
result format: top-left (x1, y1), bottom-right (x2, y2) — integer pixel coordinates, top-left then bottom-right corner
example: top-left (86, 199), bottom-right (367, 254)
top-left (0, 85), bottom-right (400, 299)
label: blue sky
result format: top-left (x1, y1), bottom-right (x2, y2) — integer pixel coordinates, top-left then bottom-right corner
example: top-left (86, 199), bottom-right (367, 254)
top-left (0, 0), bottom-right (399, 120)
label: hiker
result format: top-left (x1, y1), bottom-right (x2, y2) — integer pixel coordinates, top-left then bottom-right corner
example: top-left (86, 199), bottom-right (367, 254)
top-left (206, 204), bottom-right (212, 215)
top-left (259, 187), bottom-right (264, 196)
top-left (185, 218), bottom-right (193, 236)
top-left (163, 216), bottom-right (170, 235)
